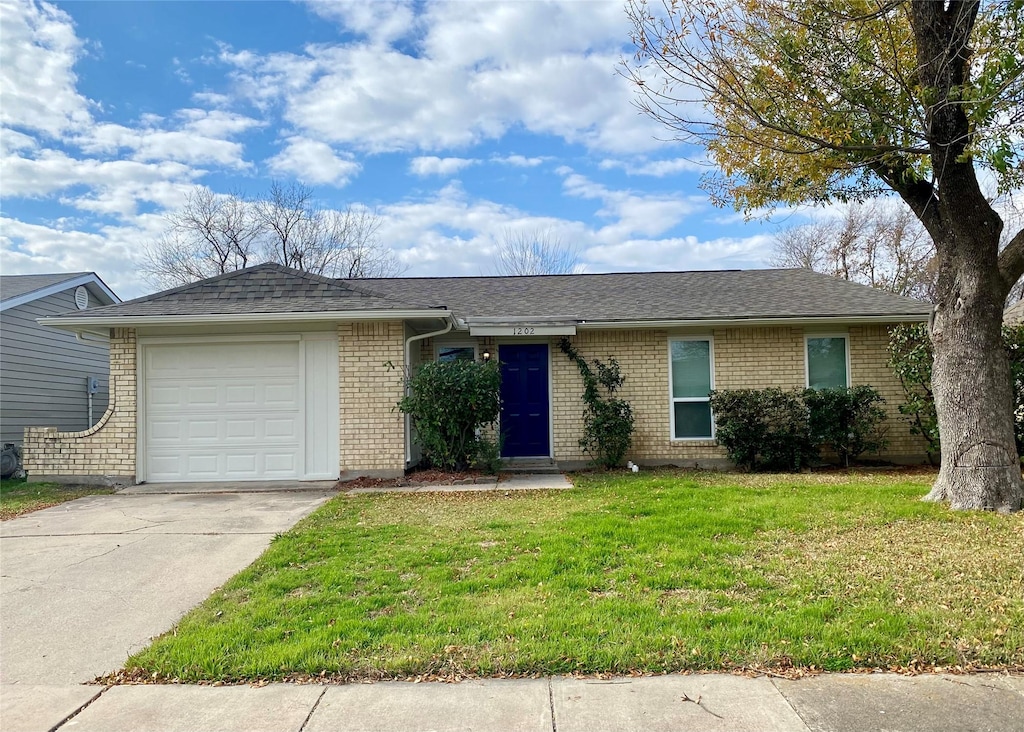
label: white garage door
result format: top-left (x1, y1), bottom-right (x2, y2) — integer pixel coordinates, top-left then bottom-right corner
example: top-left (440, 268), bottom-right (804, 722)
top-left (143, 340), bottom-right (305, 482)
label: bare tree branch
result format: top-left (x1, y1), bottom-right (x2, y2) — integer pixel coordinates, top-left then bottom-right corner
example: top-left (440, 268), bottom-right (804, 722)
top-left (492, 228), bottom-right (581, 276)
top-left (144, 184), bottom-right (405, 286)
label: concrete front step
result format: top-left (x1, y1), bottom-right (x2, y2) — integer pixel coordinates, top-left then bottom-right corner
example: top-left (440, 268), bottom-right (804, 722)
top-left (501, 458), bottom-right (560, 473)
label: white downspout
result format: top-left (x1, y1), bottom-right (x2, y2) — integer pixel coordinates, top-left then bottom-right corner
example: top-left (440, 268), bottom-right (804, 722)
top-left (403, 316), bottom-right (458, 464)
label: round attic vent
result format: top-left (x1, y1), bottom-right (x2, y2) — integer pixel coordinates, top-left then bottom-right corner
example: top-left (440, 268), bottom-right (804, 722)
top-left (74, 286), bottom-right (89, 310)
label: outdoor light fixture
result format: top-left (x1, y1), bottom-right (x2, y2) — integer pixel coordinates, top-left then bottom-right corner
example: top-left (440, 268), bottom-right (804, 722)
top-left (482, 350), bottom-right (491, 361)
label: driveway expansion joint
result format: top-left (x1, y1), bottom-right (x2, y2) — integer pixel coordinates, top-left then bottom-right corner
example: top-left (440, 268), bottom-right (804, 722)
top-left (50, 684), bottom-right (110, 732)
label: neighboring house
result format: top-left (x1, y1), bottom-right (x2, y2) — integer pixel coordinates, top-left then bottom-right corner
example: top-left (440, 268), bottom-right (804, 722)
top-left (24, 264), bottom-right (931, 485)
top-left (1, 272), bottom-right (120, 452)
top-left (1005, 299), bottom-right (1024, 325)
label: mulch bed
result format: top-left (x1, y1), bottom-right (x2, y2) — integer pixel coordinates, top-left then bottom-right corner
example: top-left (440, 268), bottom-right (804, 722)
top-left (335, 469), bottom-right (500, 491)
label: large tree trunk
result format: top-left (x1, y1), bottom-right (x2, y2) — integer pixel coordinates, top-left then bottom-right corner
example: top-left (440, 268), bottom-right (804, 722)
top-left (925, 240), bottom-right (1022, 513)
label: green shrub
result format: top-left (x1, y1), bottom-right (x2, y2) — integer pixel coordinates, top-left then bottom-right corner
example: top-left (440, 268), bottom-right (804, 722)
top-left (397, 359), bottom-right (502, 471)
top-left (804, 386), bottom-right (888, 467)
top-left (473, 434), bottom-right (503, 475)
top-left (887, 324), bottom-right (939, 463)
top-left (559, 338), bottom-right (635, 469)
top-left (709, 388), bottom-right (817, 471)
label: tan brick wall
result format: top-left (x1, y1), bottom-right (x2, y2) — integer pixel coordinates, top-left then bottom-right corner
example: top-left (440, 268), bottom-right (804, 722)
top-left (553, 325), bottom-right (927, 465)
top-left (23, 328), bottom-right (137, 482)
top-left (339, 320), bottom-right (406, 475)
top-left (713, 326), bottom-right (804, 389)
top-left (849, 324), bottom-right (924, 459)
top-left (553, 330), bottom-right (726, 464)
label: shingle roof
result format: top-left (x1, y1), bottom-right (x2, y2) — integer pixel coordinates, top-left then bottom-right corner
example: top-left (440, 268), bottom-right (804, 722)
top-left (358, 268), bottom-right (931, 322)
top-left (49, 264), bottom-right (441, 319)
top-left (47, 264), bottom-right (931, 323)
top-left (1, 272), bottom-right (93, 303)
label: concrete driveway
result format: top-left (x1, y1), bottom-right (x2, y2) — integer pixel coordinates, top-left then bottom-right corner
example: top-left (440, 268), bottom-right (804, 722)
top-left (0, 489), bottom-right (332, 686)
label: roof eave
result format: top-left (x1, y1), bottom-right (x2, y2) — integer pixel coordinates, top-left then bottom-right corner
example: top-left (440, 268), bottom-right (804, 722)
top-left (576, 313), bottom-right (931, 329)
top-left (0, 273), bottom-right (121, 312)
top-left (37, 309), bottom-right (453, 332)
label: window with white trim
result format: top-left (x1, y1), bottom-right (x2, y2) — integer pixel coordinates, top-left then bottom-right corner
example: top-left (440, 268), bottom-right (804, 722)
top-left (437, 344), bottom-right (477, 362)
top-left (670, 337), bottom-right (714, 439)
top-left (805, 335), bottom-right (849, 389)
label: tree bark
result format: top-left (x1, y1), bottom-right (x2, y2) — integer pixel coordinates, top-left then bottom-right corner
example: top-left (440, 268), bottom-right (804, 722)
top-left (926, 235), bottom-right (1022, 513)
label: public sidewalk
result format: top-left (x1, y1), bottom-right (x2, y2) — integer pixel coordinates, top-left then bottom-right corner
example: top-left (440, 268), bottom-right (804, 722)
top-left (3, 672), bottom-right (1022, 732)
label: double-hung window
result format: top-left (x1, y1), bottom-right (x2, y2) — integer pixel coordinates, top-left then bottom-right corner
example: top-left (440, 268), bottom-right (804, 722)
top-left (805, 335), bottom-right (850, 389)
top-left (670, 337), bottom-right (714, 439)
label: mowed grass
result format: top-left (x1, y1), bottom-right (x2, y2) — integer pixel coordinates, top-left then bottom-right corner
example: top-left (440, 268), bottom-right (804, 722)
top-left (126, 470), bottom-right (1024, 682)
top-left (0, 478), bottom-right (113, 520)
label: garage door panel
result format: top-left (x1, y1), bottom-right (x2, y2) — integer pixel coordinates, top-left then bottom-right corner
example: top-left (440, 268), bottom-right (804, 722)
top-left (148, 414), bottom-right (299, 443)
top-left (187, 386), bottom-right (220, 408)
top-left (149, 386), bottom-right (183, 408)
top-left (224, 419), bottom-right (257, 439)
top-left (144, 341), bottom-right (304, 482)
top-left (186, 419), bottom-right (218, 440)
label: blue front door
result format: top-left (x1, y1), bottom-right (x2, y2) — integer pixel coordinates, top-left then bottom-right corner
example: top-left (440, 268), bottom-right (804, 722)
top-left (499, 344), bottom-right (550, 457)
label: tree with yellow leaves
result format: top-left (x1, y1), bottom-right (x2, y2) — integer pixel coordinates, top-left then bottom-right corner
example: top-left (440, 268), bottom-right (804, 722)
top-left (625, 0), bottom-right (1023, 511)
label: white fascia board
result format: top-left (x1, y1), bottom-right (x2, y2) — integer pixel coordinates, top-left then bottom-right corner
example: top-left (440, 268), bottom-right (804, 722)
top-left (470, 324), bottom-right (577, 336)
top-left (576, 313), bottom-right (930, 329)
top-left (37, 309), bottom-right (452, 332)
top-left (0, 273), bottom-right (120, 312)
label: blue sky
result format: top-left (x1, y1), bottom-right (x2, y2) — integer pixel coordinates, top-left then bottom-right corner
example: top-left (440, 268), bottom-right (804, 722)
top-left (1, 0), bottom-right (797, 300)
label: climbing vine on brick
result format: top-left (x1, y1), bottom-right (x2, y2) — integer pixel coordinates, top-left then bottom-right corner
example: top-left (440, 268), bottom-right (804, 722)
top-left (558, 338), bottom-right (634, 469)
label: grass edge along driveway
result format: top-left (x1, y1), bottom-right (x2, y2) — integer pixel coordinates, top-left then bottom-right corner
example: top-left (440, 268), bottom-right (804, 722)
top-left (123, 470), bottom-right (1024, 682)
top-left (0, 479), bottom-right (114, 520)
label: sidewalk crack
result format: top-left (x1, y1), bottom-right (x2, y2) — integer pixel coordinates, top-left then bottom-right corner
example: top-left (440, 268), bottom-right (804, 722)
top-left (769, 677), bottom-right (813, 732)
top-left (298, 686), bottom-right (327, 732)
top-left (548, 677), bottom-right (557, 732)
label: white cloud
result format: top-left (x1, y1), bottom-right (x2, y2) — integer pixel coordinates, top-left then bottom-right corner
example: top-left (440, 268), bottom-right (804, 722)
top-left (599, 157), bottom-right (708, 177)
top-left (217, 1), bottom-right (670, 154)
top-left (304, 0), bottom-right (418, 46)
top-left (265, 136), bottom-right (361, 186)
top-left (408, 156), bottom-right (478, 177)
top-left (493, 154), bottom-right (545, 167)
top-left (558, 168), bottom-right (702, 241)
top-left (585, 234), bottom-right (776, 272)
top-left (0, 213), bottom-right (169, 298)
top-left (0, 0), bottom-right (93, 136)
top-left (2, 148), bottom-right (197, 204)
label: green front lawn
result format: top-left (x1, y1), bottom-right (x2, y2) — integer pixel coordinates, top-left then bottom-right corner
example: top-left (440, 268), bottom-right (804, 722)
top-left (0, 478), bottom-right (114, 520)
top-left (125, 470), bottom-right (1023, 682)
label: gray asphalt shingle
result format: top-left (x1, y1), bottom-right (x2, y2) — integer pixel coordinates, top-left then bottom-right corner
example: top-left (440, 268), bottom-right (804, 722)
top-left (47, 264), bottom-right (930, 322)
top-left (1, 272), bottom-right (93, 303)
top-left (49, 265), bottom-right (440, 318)
top-left (360, 268), bottom-right (931, 321)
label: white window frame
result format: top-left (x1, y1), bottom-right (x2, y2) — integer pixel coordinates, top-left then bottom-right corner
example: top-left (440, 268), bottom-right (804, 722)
top-left (669, 335), bottom-right (715, 441)
top-left (435, 341), bottom-right (479, 362)
top-left (804, 333), bottom-right (851, 389)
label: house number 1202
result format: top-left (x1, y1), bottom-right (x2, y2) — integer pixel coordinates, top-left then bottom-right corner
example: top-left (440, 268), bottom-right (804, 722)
top-left (512, 326), bottom-right (536, 335)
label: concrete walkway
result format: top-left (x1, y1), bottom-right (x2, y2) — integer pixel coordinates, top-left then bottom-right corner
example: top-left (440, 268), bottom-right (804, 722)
top-left (2, 672), bottom-right (1021, 732)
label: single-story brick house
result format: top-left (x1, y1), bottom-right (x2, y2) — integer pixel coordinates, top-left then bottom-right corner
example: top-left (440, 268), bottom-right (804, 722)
top-left (25, 264), bottom-right (931, 484)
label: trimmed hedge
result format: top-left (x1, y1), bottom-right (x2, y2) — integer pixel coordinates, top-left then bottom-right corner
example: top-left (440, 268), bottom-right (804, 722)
top-left (709, 386), bottom-right (888, 471)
